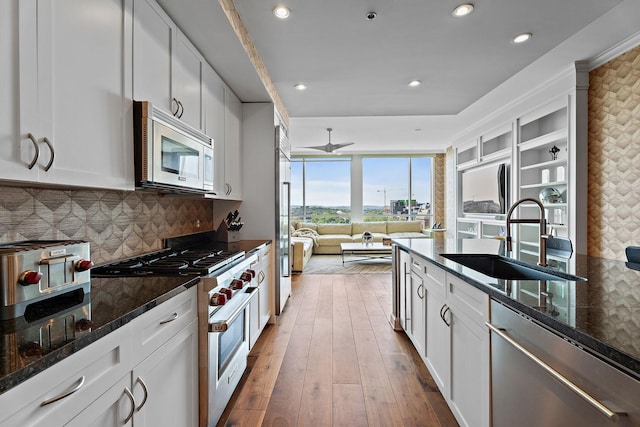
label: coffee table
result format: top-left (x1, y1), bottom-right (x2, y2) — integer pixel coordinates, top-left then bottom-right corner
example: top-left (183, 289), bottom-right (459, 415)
top-left (340, 242), bottom-right (393, 265)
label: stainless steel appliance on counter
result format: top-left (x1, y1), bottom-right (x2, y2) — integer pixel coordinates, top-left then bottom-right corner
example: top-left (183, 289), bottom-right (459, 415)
top-left (133, 100), bottom-right (214, 194)
top-left (0, 240), bottom-right (93, 320)
top-left (489, 300), bottom-right (640, 426)
top-left (91, 233), bottom-right (258, 426)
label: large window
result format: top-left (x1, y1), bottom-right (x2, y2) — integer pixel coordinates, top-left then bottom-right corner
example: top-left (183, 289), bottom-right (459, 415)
top-left (363, 156), bottom-right (432, 225)
top-left (292, 155), bottom-right (433, 226)
top-left (291, 158), bottom-right (351, 223)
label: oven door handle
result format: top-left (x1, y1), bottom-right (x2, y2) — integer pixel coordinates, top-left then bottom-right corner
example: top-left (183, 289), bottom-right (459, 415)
top-left (208, 290), bottom-right (257, 333)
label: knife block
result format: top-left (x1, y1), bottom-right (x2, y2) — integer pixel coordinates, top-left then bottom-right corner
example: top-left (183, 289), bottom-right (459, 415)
top-left (215, 223), bottom-right (240, 242)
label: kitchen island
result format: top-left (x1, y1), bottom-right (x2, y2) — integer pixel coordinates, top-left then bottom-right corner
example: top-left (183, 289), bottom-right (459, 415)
top-left (393, 237), bottom-right (640, 427)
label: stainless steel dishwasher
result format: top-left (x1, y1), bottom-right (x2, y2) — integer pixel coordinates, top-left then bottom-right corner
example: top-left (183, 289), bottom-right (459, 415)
top-left (488, 300), bottom-right (640, 427)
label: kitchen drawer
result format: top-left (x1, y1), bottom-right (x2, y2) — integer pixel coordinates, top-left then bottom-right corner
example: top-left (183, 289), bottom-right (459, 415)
top-left (0, 325), bottom-right (131, 427)
top-left (129, 287), bottom-right (197, 365)
top-left (446, 273), bottom-right (489, 326)
top-left (409, 254), bottom-right (429, 275)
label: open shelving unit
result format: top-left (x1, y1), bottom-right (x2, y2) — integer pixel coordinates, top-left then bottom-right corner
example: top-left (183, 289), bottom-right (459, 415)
top-left (515, 100), bottom-right (571, 272)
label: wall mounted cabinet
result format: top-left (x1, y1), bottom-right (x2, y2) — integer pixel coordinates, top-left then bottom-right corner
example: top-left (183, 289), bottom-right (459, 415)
top-left (0, 0), bottom-right (134, 190)
top-left (133, 0), bottom-right (205, 132)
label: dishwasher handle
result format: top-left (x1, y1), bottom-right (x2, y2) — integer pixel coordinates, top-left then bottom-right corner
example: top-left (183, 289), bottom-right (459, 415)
top-left (486, 322), bottom-right (626, 421)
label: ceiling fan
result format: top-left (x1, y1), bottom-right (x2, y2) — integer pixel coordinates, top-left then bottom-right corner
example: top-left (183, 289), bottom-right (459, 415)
top-left (303, 128), bottom-right (355, 153)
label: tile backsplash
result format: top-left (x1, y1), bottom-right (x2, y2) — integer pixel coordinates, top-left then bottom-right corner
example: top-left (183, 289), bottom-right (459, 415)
top-left (588, 44), bottom-right (640, 260)
top-left (0, 186), bottom-right (214, 264)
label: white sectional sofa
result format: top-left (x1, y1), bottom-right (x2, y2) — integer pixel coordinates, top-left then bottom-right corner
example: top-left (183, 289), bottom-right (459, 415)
top-left (290, 221), bottom-right (428, 272)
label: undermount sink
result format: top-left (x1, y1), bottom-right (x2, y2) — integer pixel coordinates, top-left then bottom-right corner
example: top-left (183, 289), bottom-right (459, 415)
top-left (439, 253), bottom-right (587, 282)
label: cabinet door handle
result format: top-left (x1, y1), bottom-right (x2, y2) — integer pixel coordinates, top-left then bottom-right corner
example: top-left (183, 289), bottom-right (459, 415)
top-left (135, 377), bottom-right (149, 411)
top-left (417, 284), bottom-right (424, 299)
top-left (40, 376), bottom-right (85, 406)
top-left (27, 133), bottom-right (40, 169)
top-left (258, 270), bottom-right (265, 284)
top-left (485, 322), bottom-right (625, 420)
top-left (159, 312), bottom-right (178, 324)
top-left (123, 387), bottom-right (136, 423)
top-left (42, 137), bottom-right (55, 171)
top-left (172, 98), bottom-right (180, 116)
top-left (440, 304), bottom-right (451, 327)
top-left (177, 100), bottom-right (184, 118)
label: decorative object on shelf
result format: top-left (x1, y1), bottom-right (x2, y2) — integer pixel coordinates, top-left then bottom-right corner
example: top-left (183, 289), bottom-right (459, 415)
top-left (549, 145), bottom-right (560, 160)
top-left (541, 168), bottom-right (550, 183)
top-left (556, 165), bottom-right (565, 181)
top-left (539, 187), bottom-right (562, 204)
top-left (362, 231), bottom-right (373, 246)
top-left (382, 237), bottom-right (392, 246)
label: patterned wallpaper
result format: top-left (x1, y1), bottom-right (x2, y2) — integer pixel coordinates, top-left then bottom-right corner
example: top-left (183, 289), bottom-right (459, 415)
top-left (0, 186), bottom-right (214, 265)
top-left (588, 45), bottom-right (640, 260)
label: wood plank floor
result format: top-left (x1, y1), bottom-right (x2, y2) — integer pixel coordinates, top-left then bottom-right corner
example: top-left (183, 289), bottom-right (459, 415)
top-left (218, 273), bottom-right (458, 427)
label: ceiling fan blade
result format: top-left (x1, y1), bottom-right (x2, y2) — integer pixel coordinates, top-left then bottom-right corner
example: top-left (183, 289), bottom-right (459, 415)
top-left (303, 144), bottom-right (334, 152)
top-left (332, 142), bottom-right (355, 150)
top-left (301, 129), bottom-right (356, 152)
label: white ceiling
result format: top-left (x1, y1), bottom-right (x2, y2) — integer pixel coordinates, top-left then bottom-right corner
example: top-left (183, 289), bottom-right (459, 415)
top-left (158, 0), bottom-right (640, 154)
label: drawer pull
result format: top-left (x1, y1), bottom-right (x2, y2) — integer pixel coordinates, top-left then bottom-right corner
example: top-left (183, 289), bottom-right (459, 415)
top-left (40, 376), bottom-right (85, 406)
top-left (135, 377), bottom-right (149, 411)
top-left (159, 312), bottom-right (178, 324)
top-left (124, 387), bottom-right (135, 423)
top-left (486, 322), bottom-right (625, 420)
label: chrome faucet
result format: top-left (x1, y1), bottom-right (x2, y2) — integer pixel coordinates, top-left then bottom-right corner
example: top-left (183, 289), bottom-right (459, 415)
top-left (505, 198), bottom-right (552, 267)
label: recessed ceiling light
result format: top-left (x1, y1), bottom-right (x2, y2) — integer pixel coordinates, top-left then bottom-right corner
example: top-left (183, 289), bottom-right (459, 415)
top-left (294, 83), bottom-right (307, 91)
top-left (452, 3), bottom-right (474, 17)
top-left (513, 33), bottom-right (532, 44)
top-left (273, 6), bottom-right (290, 19)
top-left (408, 80), bottom-right (421, 87)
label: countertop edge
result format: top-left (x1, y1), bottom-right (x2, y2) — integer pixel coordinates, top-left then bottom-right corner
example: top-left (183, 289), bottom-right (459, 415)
top-left (0, 239), bottom-right (271, 396)
top-left (393, 239), bottom-right (640, 380)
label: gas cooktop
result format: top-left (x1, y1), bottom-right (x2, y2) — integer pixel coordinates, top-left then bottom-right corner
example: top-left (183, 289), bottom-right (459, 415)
top-left (91, 247), bottom-right (245, 277)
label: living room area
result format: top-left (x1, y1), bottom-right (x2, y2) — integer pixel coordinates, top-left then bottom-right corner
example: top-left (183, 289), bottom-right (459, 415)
top-left (289, 154), bottom-right (447, 274)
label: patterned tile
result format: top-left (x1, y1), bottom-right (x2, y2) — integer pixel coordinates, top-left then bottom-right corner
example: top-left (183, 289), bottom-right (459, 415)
top-left (0, 185), bottom-right (214, 265)
top-left (588, 45), bottom-right (640, 261)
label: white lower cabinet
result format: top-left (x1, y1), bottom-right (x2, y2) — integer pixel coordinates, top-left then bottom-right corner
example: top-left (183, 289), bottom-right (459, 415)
top-left (407, 258), bottom-right (426, 356)
top-left (0, 326), bottom-right (132, 427)
top-left (129, 318), bottom-right (198, 427)
top-left (248, 245), bottom-right (274, 349)
top-left (0, 288), bottom-right (199, 427)
top-left (65, 374), bottom-right (133, 427)
top-left (401, 255), bottom-right (490, 427)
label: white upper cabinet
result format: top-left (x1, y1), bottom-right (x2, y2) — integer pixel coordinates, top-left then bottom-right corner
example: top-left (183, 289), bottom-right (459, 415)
top-left (132, 0), bottom-right (173, 111)
top-left (1, 0), bottom-right (134, 190)
top-left (132, 0), bottom-right (205, 131)
top-left (203, 68), bottom-right (243, 200)
top-left (222, 89), bottom-right (243, 200)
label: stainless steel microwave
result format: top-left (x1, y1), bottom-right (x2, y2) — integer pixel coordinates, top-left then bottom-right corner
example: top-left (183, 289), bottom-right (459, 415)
top-left (133, 100), bottom-right (214, 194)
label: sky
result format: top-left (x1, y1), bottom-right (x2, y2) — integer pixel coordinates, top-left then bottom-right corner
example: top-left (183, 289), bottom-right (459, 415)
top-left (291, 157), bottom-right (432, 207)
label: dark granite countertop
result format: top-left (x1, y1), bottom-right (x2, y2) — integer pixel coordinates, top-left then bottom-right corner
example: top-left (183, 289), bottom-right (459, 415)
top-left (0, 240), bottom-right (270, 395)
top-left (392, 238), bottom-right (640, 380)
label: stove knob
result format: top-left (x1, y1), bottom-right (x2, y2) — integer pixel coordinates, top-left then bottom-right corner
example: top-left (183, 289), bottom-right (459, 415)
top-left (219, 287), bottom-right (233, 300)
top-left (75, 318), bottom-right (94, 331)
top-left (240, 271), bottom-right (253, 282)
top-left (20, 341), bottom-right (44, 357)
top-left (75, 259), bottom-right (94, 272)
top-left (209, 292), bottom-right (227, 306)
top-left (230, 279), bottom-right (245, 290)
top-left (19, 270), bottom-right (42, 286)
top-left (246, 269), bottom-right (256, 278)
